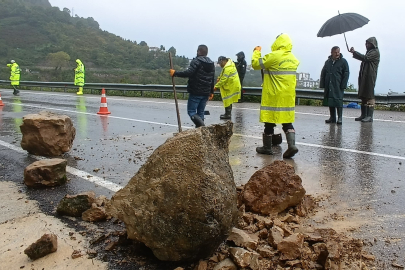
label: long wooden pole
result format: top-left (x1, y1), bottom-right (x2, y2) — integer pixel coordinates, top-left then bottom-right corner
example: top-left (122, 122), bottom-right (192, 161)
top-left (169, 52), bottom-right (182, 133)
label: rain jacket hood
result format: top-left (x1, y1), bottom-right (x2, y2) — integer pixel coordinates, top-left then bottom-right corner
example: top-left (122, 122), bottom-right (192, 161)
top-left (366, 37), bottom-right (378, 49)
top-left (271, 33), bottom-right (293, 52)
top-left (251, 33), bottom-right (299, 124)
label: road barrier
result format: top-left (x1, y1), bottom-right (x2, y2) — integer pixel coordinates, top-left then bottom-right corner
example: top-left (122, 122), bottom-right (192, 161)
top-left (0, 80), bottom-right (404, 105)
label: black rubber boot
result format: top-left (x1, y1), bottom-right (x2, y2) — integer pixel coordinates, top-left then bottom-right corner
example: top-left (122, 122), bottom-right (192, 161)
top-left (256, 133), bottom-right (273, 155)
top-left (283, 131), bottom-right (298, 158)
top-left (191, 114), bottom-right (205, 127)
top-left (355, 105), bottom-right (367, 121)
top-left (220, 105), bottom-right (232, 120)
top-left (361, 106), bottom-right (374, 122)
top-left (272, 133), bottom-right (282, 145)
top-left (337, 107), bottom-right (343, 125)
top-left (325, 107), bottom-right (336, 123)
top-left (13, 88), bottom-right (19, 96)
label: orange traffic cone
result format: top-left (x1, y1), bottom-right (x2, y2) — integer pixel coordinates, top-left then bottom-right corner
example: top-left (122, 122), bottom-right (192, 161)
top-left (97, 89), bottom-right (111, 115)
top-left (0, 93), bottom-right (4, 106)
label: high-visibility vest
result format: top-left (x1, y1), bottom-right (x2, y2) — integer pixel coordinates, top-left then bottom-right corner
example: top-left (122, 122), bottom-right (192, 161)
top-left (215, 59), bottom-right (241, 108)
top-left (251, 34), bottom-right (299, 123)
top-left (74, 59), bottom-right (85, 87)
top-left (7, 63), bottom-right (20, 86)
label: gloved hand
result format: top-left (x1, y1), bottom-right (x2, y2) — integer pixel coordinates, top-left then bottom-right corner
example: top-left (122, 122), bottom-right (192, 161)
top-left (214, 87), bottom-right (217, 91)
top-left (209, 93), bottom-right (214, 101)
top-left (254, 46), bottom-right (262, 52)
top-left (170, 69), bottom-right (176, 77)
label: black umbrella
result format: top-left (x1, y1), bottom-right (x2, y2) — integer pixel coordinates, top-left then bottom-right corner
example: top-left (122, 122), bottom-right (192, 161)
top-left (317, 11), bottom-right (370, 51)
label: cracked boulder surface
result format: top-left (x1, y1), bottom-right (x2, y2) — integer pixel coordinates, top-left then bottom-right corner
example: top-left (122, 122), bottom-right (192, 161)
top-left (107, 122), bottom-right (239, 261)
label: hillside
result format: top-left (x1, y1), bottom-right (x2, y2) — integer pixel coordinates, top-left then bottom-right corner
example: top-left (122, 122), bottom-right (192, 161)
top-left (0, 0), bottom-right (188, 84)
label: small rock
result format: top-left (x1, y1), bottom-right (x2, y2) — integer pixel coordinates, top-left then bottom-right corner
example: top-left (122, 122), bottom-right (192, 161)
top-left (56, 191), bottom-right (95, 217)
top-left (268, 225), bottom-right (284, 248)
top-left (71, 250), bottom-right (83, 259)
top-left (82, 203), bottom-right (107, 222)
top-left (24, 159), bottom-right (67, 188)
top-left (213, 258), bottom-right (238, 270)
top-left (24, 234), bottom-right (57, 260)
top-left (392, 263), bottom-right (404, 269)
top-left (105, 241), bottom-right (118, 251)
top-left (277, 233), bottom-right (304, 261)
top-left (227, 227), bottom-right (258, 250)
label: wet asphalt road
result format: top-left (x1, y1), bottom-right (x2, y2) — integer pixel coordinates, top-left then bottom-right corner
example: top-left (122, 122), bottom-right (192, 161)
top-left (0, 88), bottom-right (405, 268)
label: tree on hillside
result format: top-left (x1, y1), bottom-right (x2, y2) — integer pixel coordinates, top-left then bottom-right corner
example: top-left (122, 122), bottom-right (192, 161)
top-left (46, 51), bottom-right (71, 70)
top-left (63, 7), bottom-right (71, 15)
top-left (139, 41), bottom-right (148, 46)
top-left (160, 45), bottom-right (165, 51)
top-left (168, 46), bottom-right (176, 56)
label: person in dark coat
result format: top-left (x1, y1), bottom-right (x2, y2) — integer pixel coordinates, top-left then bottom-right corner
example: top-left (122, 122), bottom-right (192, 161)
top-left (320, 46), bottom-right (350, 125)
top-left (349, 37), bottom-right (380, 122)
top-left (170, 45), bottom-right (215, 128)
top-left (235, 51), bottom-right (247, 102)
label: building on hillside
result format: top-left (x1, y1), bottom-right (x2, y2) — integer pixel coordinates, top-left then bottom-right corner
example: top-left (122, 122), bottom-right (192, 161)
top-left (148, 47), bottom-right (159, 52)
top-left (296, 72), bottom-right (319, 88)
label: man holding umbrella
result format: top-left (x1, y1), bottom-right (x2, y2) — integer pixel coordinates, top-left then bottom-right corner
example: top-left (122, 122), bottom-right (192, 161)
top-left (349, 37), bottom-right (380, 122)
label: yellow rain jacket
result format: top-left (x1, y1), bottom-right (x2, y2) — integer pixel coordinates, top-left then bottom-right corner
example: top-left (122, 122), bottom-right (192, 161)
top-left (7, 62), bottom-right (20, 86)
top-left (215, 59), bottom-right (241, 108)
top-left (252, 34), bottom-right (299, 123)
top-left (74, 59), bottom-right (85, 87)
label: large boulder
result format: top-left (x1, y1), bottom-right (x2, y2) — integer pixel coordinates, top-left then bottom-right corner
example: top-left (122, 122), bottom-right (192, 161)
top-left (107, 123), bottom-right (238, 261)
top-left (240, 161), bottom-right (306, 215)
top-left (20, 111), bottom-right (76, 156)
top-left (24, 159), bottom-right (67, 187)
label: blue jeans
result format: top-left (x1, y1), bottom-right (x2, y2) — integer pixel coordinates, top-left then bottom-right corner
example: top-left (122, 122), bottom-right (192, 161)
top-left (187, 94), bottom-right (208, 120)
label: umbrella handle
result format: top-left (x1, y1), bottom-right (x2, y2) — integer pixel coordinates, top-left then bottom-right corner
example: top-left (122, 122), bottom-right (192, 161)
top-left (343, 32), bottom-right (350, 52)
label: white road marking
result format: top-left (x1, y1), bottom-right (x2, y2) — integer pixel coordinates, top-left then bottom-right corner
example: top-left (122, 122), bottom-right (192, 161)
top-left (233, 134), bottom-right (405, 161)
top-left (5, 101), bottom-right (405, 161)
top-left (12, 103), bottom-right (192, 129)
top-left (2, 89), bottom-right (404, 123)
top-left (0, 140), bottom-right (123, 192)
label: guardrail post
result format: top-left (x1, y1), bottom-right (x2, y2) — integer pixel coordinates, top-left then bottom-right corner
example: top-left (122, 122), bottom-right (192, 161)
top-left (161, 92), bottom-right (164, 98)
top-left (297, 98), bottom-right (300, 105)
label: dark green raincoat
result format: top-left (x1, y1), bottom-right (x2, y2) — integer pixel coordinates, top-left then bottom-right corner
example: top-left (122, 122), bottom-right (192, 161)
top-left (352, 37), bottom-right (380, 100)
top-left (320, 53), bottom-right (350, 107)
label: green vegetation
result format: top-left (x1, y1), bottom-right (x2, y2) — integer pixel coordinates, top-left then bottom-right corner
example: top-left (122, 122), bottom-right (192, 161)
top-left (0, 0), bottom-right (188, 84)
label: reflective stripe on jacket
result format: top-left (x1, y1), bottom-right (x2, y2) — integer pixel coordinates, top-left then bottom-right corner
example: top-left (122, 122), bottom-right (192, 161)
top-left (7, 63), bottom-right (20, 86)
top-left (251, 34), bottom-right (299, 123)
top-left (74, 59), bottom-right (85, 87)
top-left (215, 59), bottom-right (241, 108)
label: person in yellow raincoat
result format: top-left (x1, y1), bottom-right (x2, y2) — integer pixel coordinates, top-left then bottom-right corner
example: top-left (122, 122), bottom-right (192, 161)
top-left (214, 56), bottom-right (241, 120)
top-left (74, 59), bottom-right (85, 95)
top-left (7, 60), bottom-right (20, 96)
top-left (251, 33), bottom-right (300, 158)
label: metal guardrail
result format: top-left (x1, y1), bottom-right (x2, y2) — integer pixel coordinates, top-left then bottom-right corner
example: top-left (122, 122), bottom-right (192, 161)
top-left (0, 80), bottom-right (404, 104)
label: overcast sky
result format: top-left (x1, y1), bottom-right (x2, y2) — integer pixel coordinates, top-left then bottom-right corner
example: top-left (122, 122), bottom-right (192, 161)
top-left (49, 0), bottom-right (401, 94)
